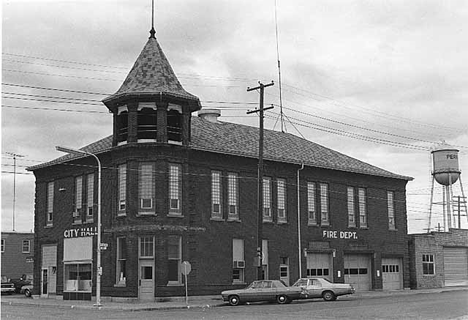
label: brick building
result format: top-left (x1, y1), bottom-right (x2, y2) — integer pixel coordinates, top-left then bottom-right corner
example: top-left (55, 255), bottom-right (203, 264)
top-left (409, 229), bottom-right (468, 289)
top-left (1, 232), bottom-right (34, 280)
top-left (27, 27), bottom-right (413, 301)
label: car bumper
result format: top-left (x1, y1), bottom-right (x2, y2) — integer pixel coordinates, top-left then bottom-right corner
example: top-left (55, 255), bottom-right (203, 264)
top-left (1, 288), bottom-right (16, 294)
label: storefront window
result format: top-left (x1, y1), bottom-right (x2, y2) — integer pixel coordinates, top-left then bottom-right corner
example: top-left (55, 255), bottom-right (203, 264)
top-left (64, 263), bottom-right (92, 292)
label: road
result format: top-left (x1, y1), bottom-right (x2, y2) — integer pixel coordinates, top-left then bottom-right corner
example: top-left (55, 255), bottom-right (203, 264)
top-left (2, 291), bottom-right (468, 320)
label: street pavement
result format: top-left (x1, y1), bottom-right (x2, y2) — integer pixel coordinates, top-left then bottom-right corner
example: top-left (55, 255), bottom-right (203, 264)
top-left (2, 286), bottom-right (468, 312)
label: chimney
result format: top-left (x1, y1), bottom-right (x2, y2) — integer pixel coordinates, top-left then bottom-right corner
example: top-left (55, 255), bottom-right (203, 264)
top-left (198, 109), bottom-right (221, 123)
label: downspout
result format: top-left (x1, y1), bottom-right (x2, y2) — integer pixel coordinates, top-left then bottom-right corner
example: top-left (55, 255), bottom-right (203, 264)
top-left (297, 162), bottom-right (304, 279)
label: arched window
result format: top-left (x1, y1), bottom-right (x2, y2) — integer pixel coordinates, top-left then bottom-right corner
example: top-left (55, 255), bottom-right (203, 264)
top-left (137, 105), bottom-right (157, 141)
top-left (167, 109), bottom-right (182, 142)
top-left (117, 107), bottom-right (128, 144)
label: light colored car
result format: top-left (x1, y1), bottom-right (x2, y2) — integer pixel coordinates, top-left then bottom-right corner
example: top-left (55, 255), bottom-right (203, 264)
top-left (1, 276), bottom-right (16, 295)
top-left (292, 277), bottom-right (355, 301)
top-left (221, 280), bottom-right (304, 306)
top-left (20, 282), bottom-right (33, 297)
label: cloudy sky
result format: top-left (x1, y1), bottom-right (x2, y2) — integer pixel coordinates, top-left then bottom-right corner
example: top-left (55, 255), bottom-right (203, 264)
top-left (2, 0), bottom-right (467, 234)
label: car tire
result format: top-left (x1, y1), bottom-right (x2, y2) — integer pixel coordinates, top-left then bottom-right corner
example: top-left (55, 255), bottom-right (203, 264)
top-left (228, 295), bottom-right (240, 306)
top-left (276, 294), bottom-right (289, 304)
top-left (24, 289), bottom-right (31, 297)
top-left (322, 291), bottom-right (336, 302)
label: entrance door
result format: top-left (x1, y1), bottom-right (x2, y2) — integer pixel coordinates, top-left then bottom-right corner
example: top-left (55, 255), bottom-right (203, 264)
top-left (41, 269), bottom-right (48, 297)
top-left (139, 260), bottom-right (154, 301)
top-left (382, 258), bottom-right (403, 290)
top-left (280, 264), bottom-right (290, 285)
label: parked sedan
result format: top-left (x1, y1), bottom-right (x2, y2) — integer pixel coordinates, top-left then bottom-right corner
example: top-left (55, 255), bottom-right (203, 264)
top-left (292, 277), bottom-right (355, 301)
top-left (20, 283), bottom-right (33, 297)
top-left (221, 280), bottom-right (303, 306)
top-left (1, 276), bottom-right (15, 295)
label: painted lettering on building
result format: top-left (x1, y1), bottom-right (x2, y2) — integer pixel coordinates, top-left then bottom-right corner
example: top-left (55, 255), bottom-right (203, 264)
top-left (63, 227), bottom-right (98, 238)
top-left (322, 230), bottom-right (358, 240)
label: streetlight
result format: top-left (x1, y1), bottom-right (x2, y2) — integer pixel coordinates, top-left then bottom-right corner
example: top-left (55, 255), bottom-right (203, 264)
top-left (56, 146), bottom-right (102, 307)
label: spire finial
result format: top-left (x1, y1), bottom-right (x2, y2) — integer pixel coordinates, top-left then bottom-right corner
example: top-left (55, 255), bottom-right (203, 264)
top-left (149, 0), bottom-right (156, 38)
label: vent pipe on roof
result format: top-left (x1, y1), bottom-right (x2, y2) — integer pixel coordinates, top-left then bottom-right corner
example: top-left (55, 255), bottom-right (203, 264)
top-left (198, 109), bottom-right (221, 123)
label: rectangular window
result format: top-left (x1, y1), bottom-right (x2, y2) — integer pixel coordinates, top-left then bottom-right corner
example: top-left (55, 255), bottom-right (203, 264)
top-left (388, 191), bottom-right (396, 230)
top-left (22, 240), bottom-right (31, 253)
top-left (47, 182), bottom-right (54, 225)
top-left (232, 239), bottom-right (245, 283)
top-left (277, 178), bottom-right (286, 223)
top-left (139, 236), bottom-right (154, 258)
top-left (347, 187), bottom-right (356, 227)
top-left (307, 182), bottom-right (316, 225)
top-left (422, 254), bottom-right (435, 275)
top-left (263, 177), bottom-right (272, 222)
top-left (1, 239), bottom-right (4, 252)
top-left (64, 263), bottom-right (92, 292)
top-left (358, 188), bottom-right (367, 228)
top-left (262, 239), bottom-right (269, 280)
top-left (138, 163), bottom-right (154, 214)
top-left (168, 235), bottom-right (182, 284)
top-left (228, 173), bottom-right (239, 219)
top-left (320, 183), bottom-right (329, 225)
top-left (211, 171), bottom-right (222, 219)
top-left (118, 164), bottom-right (127, 214)
top-left (116, 237), bottom-right (127, 285)
top-left (86, 173), bottom-right (94, 220)
top-left (169, 164), bottom-right (182, 214)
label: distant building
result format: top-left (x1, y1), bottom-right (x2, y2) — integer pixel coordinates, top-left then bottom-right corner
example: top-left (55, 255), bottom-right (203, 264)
top-left (1, 232), bottom-right (34, 279)
top-left (409, 229), bottom-right (468, 289)
top-left (27, 26), bottom-right (413, 301)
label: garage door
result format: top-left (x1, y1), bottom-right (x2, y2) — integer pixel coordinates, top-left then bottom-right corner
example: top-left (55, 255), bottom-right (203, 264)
top-left (344, 254), bottom-right (371, 291)
top-left (382, 258), bottom-right (402, 290)
top-left (444, 247), bottom-right (468, 287)
top-left (306, 253), bottom-right (332, 281)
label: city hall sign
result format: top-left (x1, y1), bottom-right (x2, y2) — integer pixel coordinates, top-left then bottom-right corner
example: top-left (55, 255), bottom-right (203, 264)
top-left (63, 227), bottom-right (98, 238)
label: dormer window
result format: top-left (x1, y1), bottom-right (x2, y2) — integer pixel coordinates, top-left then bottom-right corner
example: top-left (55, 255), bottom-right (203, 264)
top-left (138, 103), bottom-right (157, 142)
top-left (117, 106), bottom-right (129, 145)
top-left (167, 105), bottom-right (182, 143)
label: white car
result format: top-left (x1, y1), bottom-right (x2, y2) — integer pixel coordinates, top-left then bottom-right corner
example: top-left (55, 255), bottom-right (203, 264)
top-left (292, 277), bottom-right (355, 301)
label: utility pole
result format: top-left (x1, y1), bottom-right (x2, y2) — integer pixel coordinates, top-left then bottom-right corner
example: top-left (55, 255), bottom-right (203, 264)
top-left (247, 81), bottom-right (274, 280)
top-left (6, 152), bottom-right (25, 231)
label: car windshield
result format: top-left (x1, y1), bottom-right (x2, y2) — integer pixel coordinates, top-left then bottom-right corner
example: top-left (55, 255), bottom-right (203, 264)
top-left (292, 279), bottom-right (308, 287)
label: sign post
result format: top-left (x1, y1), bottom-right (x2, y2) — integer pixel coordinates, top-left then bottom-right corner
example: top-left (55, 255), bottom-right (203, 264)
top-left (180, 261), bottom-right (191, 305)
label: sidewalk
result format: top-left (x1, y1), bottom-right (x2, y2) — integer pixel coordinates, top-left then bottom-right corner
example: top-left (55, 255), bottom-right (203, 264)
top-left (2, 286), bottom-right (467, 312)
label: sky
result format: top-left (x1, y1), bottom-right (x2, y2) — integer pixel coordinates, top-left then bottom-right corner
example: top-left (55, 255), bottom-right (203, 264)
top-left (2, 0), bottom-right (467, 234)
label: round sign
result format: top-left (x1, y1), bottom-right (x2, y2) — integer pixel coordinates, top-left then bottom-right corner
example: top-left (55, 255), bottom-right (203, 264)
top-left (180, 261), bottom-right (191, 275)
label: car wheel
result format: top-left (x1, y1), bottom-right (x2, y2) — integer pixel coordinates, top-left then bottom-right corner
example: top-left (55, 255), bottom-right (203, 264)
top-left (276, 294), bottom-right (289, 304)
top-left (24, 289), bottom-right (31, 297)
top-left (322, 291), bottom-right (336, 301)
top-left (228, 295), bottom-right (240, 306)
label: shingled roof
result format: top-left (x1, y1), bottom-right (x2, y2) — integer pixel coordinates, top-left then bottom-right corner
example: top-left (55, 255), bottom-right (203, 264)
top-left (27, 117), bottom-right (412, 181)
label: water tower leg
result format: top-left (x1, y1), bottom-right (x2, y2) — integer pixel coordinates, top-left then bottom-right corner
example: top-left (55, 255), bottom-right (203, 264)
top-left (458, 175), bottom-right (468, 224)
top-left (428, 176), bottom-right (435, 233)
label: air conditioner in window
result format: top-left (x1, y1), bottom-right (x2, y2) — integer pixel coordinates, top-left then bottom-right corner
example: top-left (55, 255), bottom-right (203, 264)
top-left (233, 260), bottom-right (245, 269)
top-left (119, 200), bottom-right (126, 211)
top-left (72, 210), bottom-right (80, 218)
top-left (140, 198), bottom-right (153, 209)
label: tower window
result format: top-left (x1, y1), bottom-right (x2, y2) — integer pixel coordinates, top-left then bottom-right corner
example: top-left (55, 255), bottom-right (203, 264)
top-left (137, 106), bottom-right (157, 141)
top-left (117, 107), bottom-right (128, 144)
top-left (167, 109), bottom-right (182, 142)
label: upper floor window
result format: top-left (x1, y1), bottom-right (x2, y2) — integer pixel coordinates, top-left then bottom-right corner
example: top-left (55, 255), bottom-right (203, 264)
top-left (22, 240), bottom-right (31, 253)
top-left (387, 191), bottom-right (396, 230)
top-left (358, 188), bottom-right (367, 228)
top-left (211, 171), bottom-right (222, 219)
top-left (347, 187), bottom-right (356, 227)
top-left (116, 106), bottom-right (128, 144)
top-left (277, 179), bottom-right (286, 223)
top-left (86, 173), bottom-right (94, 221)
top-left (228, 173), bottom-right (239, 220)
top-left (73, 176), bottom-right (83, 223)
top-left (263, 177), bottom-right (272, 222)
top-left (1, 239), bottom-right (5, 252)
top-left (138, 163), bottom-right (155, 214)
top-left (320, 183), bottom-right (329, 225)
top-left (167, 108), bottom-right (182, 142)
top-left (169, 164), bottom-right (182, 215)
top-left (137, 104), bottom-right (157, 141)
top-left (47, 182), bottom-right (54, 226)
top-left (422, 254), bottom-right (435, 275)
top-left (307, 182), bottom-right (316, 225)
top-left (118, 164), bottom-right (127, 215)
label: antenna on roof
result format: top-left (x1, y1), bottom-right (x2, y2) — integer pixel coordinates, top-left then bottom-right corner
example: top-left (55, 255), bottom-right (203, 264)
top-left (149, 0), bottom-right (156, 39)
top-left (274, 0), bottom-right (285, 133)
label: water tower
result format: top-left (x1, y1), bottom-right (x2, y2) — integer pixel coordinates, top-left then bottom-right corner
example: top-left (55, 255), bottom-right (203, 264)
top-left (428, 141), bottom-right (467, 231)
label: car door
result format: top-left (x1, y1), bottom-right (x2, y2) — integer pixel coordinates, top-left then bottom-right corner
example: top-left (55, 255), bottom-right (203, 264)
top-left (308, 279), bottom-right (323, 298)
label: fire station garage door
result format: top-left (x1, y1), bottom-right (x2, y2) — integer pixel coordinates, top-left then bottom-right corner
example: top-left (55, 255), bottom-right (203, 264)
top-left (444, 247), bottom-right (468, 287)
top-left (344, 254), bottom-right (371, 291)
top-left (306, 253), bottom-right (332, 281)
top-left (382, 258), bottom-right (403, 290)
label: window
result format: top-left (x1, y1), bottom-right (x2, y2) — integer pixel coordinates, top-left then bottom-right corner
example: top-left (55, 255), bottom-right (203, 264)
top-left (232, 239), bottom-right (245, 283)
top-left (228, 173), bottom-right (239, 219)
top-left (167, 235), bottom-right (182, 284)
top-left (139, 237), bottom-right (154, 258)
top-left (211, 171), bottom-right (222, 219)
top-left (47, 182), bottom-right (54, 226)
top-left (277, 179), bottom-right (286, 223)
top-left (388, 191), bottom-right (396, 230)
top-left (320, 183), bottom-right (329, 225)
top-left (262, 240), bottom-right (269, 280)
top-left (116, 237), bottom-right (127, 285)
top-left (137, 104), bottom-right (157, 141)
top-left (167, 109), bottom-right (182, 142)
top-left (138, 163), bottom-right (154, 214)
top-left (169, 164), bottom-right (181, 214)
top-left (307, 182), bottom-right (316, 225)
top-left (22, 240), bottom-right (31, 253)
top-left (263, 177), bottom-right (272, 222)
top-left (422, 254), bottom-right (435, 275)
top-left (86, 173), bottom-right (94, 221)
top-left (64, 263), bottom-right (92, 292)
top-left (118, 164), bottom-right (127, 214)
top-left (347, 187), bottom-right (356, 227)
top-left (358, 188), bottom-right (367, 228)
top-left (1, 239), bottom-right (5, 252)
top-left (117, 106), bottom-right (128, 144)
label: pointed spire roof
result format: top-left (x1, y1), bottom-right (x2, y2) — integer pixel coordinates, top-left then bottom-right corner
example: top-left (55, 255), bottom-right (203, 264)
top-left (103, 33), bottom-right (200, 110)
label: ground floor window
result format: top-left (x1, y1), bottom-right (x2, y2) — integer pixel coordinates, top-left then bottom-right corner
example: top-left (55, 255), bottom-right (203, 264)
top-left (64, 263), bottom-right (92, 292)
top-left (422, 254), bottom-right (435, 275)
